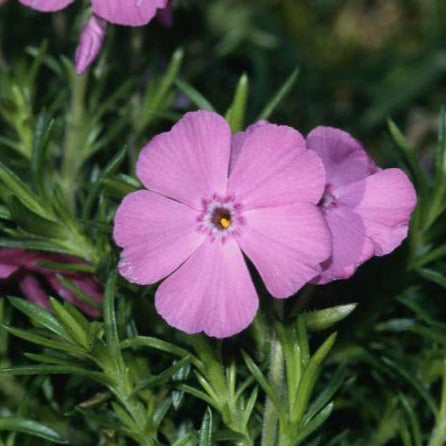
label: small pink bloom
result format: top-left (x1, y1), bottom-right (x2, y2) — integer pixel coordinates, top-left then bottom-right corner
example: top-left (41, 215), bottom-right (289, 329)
top-left (0, 248), bottom-right (103, 317)
top-left (113, 111), bottom-right (331, 338)
top-left (18, 0), bottom-right (169, 26)
top-left (307, 126), bottom-right (417, 284)
top-left (18, 0), bottom-right (169, 72)
top-left (75, 15), bottom-right (107, 75)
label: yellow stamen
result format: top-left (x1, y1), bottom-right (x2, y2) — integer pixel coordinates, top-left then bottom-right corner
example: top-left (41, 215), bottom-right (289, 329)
top-left (220, 217), bottom-right (231, 229)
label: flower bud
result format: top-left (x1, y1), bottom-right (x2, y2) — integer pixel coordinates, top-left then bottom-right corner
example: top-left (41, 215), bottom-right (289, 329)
top-left (74, 15), bottom-right (107, 75)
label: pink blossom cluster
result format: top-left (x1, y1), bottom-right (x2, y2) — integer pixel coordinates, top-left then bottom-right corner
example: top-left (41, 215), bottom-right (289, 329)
top-left (17, 0), bottom-right (170, 74)
top-left (0, 249), bottom-right (102, 317)
top-left (113, 111), bottom-right (417, 338)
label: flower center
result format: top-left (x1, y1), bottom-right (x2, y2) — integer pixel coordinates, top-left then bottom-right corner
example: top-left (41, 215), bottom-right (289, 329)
top-left (319, 184), bottom-right (337, 210)
top-left (197, 194), bottom-right (244, 241)
top-left (211, 207), bottom-right (232, 230)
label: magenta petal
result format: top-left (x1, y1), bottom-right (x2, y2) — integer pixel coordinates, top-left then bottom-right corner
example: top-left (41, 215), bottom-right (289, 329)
top-left (75, 15), bottom-right (107, 75)
top-left (19, 0), bottom-right (74, 12)
top-left (238, 203), bottom-right (331, 298)
top-left (314, 208), bottom-right (375, 284)
top-left (19, 275), bottom-right (50, 308)
top-left (307, 126), bottom-right (378, 189)
top-left (338, 168), bottom-right (417, 256)
top-left (137, 111), bottom-right (232, 208)
top-left (155, 239), bottom-right (258, 338)
top-left (46, 275), bottom-right (100, 317)
top-left (228, 123), bottom-right (325, 209)
top-left (114, 190), bottom-right (205, 285)
top-left (230, 120), bottom-right (268, 173)
top-left (0, 263), bottom-right (19, 279)
top-left (92, 0), bottom-right (168, 26)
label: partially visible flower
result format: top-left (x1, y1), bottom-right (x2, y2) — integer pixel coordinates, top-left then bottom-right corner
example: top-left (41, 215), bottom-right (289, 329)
top-left (307, 126), bottom-right (417, 284)
top-left (0, 248), bottom-right (103, 317)
top-left (113, 110), bottom-right (331, 338)
top-left (18, 0), bottom-right (169, 73)
top-left (75, 15), bottom-right (107, 74)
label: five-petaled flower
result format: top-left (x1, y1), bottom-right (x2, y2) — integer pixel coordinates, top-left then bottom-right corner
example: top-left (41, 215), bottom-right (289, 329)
top-left (307, 126), bottom-right (417, 284)
top-left (113, 110), bottom-right (331, 338)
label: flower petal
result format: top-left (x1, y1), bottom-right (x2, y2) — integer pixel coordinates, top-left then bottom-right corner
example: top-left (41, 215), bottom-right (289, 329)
top-left (0, 263), bottom-right (18, 279)
top-left (19, 275), bottom-right (50, 308)
top-left (19, 0), bottom-right (74, 12)
top-left (313, 208), bottom-right (375, 284)
top-left (155, 239), bottom-right (258, 338)
top-left (230, 120), bottom-right (268, 173)
top-left (228, 123), bottom-right (325, 209)
top-left (92, 0), bottom-right (167, 26)
top-left (237, 203), bottom-right (331, 298)
top-left (137, 111), bottom-right (232, 208)
top-left (114, 190), bottom-right (205, 285)
top-left (307, 126), bottom-right (378, 189)
top-left (337, 168), bottom-right (417, 256)
top-left (46, 275), bottom-right (99, 317)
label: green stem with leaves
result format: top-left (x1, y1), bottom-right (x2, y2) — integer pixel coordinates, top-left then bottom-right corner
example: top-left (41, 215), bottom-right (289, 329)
top-left (62, 70), bottom-right (87, 211)
top-left (261, 330), bottom-right (284, 446)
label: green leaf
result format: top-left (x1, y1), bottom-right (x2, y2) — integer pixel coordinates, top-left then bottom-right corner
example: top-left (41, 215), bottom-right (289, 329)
top-left (398, 393), bottom-right (422, 446)
top-left (0, 417), bottom-right (68, 444)
top-left (382, 356), bottom-right (438, 416)
top-left (303, 365), bottom-right (347, 424)
top-left (121, 336), bottom-right (196, 365)
top-left (175, 79), bottom-right (215, 111)
top-left (7, 296), bottom-right (68, 340)
top-left (225, 73), bottom-right (249, 133)
top-left (35, 260), bottom-right (95, 273)
top-left (31, 111), bottom-right (54, 199)
top-left (258, 68), bottom-right (299, 120)
top-left (0, 365), bottom-right (108, 383)
top-left (291, 332), bottom-right (337, 425)
top-left (418, 268), bottom-right (446, 289)
top-left (140, 48), bottom-right (184, 129)
top-left (132, 357), bottom-right (191, 394)
top-left (82, 145), bottom-right (128, 219)
top-left (295, 403), bottom-right (334, 444)
top-left (50, 297), bottom-right (89, 349)
top-left (104, 270), bottom-right (124, 370)
top-left (0, 160), bottom-right (50, 218)
top-left (198, 408), bottom-right (213, 446)
top-left (304, 304), bottom-right (357, 332)
top-left (242, 351), bottom-right (286, 421)
top-left (2, 325), bottom-right (87, 356)
top-left (7, 195), bottom-right (67, 240)
top-left (387, 119), bottom-right (426, 202)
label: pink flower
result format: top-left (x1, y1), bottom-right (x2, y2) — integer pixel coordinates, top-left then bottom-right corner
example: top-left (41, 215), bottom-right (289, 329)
top-left (19, 0), bottom-right (169, 73)
top-left (0, 248), bottom-right (103, 317)
top-left (307, 126), bottom-right (417, 284)
top-left (19, 0), bottom-right (168, 26)
top-left (113, 111), bottom-right (331, 338)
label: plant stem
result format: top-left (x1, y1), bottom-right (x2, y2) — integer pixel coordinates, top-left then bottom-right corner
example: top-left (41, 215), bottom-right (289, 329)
top-left (62, 70), bottom-right (87, 212)
top-left (261, 316), bottom-right (284, 446)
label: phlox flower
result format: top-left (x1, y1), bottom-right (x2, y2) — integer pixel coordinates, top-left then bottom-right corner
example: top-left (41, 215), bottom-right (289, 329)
top-left (306, 126), bottom-right (417, 284)
top-left (113, 111), bottom-right (331, 338)
top-left (0, 248), bottom-right (103, 317)
top-left (18, 0), bottom-right (169, 73)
